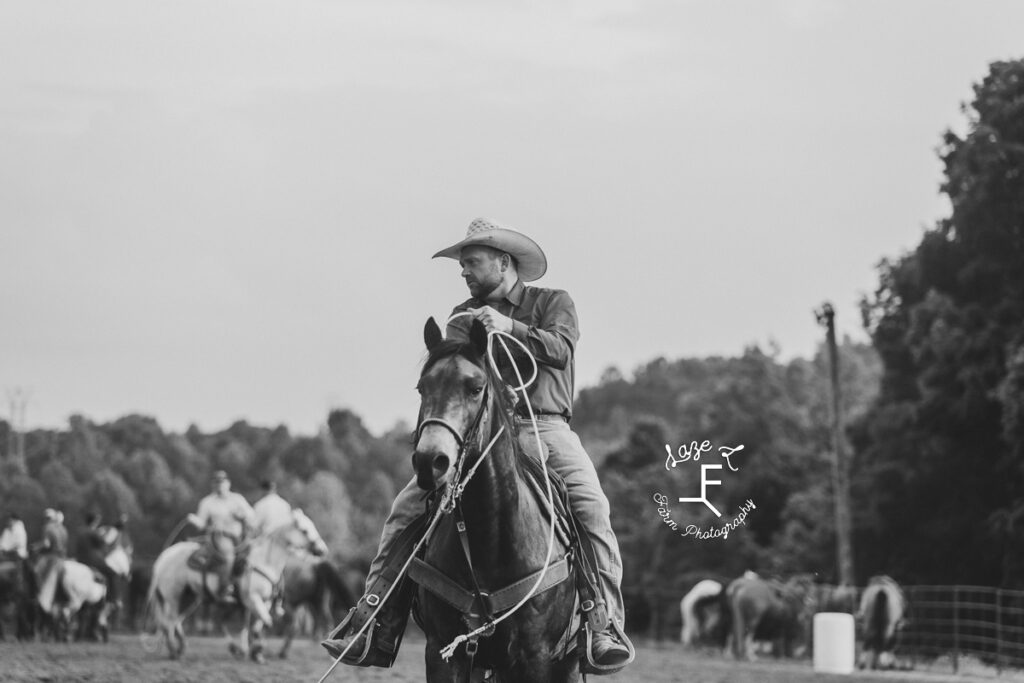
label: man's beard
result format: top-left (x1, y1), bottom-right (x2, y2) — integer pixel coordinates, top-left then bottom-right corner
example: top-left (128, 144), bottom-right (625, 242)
top-left (469, 277), bottom-right (500, 300)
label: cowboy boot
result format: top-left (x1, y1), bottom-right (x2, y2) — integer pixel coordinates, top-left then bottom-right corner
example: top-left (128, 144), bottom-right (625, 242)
top-left (582, 618), bottom-right (635, 675)
top-left (590, 629), bottom-right (631, 666)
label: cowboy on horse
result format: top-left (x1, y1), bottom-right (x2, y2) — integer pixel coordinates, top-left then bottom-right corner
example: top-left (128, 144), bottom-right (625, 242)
top-left (186, 470), bottom-right (256, 604)
top-left (75, 513), bottom-right (120, 603)
top-left (322, 218), bottom-right (633, 673)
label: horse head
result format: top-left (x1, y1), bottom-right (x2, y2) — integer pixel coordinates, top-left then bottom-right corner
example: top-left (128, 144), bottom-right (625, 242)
top-left (412, 317), bottom-right (499, 491)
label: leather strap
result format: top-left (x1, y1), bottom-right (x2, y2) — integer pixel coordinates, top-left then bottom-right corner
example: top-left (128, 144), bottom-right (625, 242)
top-left (409, 555), bottom-right (571, 615)
top-left (347, 506), bottom-right (431, 634)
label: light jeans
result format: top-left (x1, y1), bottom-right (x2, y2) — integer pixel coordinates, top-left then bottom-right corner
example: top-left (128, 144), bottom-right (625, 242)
top-left (364, 418), bottom-right (625, 625)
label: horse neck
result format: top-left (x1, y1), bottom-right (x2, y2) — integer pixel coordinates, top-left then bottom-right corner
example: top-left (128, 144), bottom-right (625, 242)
top-left (249, 530), bottom-right (293, 577)
top-left (458, 411), bottom-right (536, 568)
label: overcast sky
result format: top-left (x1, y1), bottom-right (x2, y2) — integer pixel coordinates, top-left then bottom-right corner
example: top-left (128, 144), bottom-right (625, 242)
top-left (2, 1), bottom-right (1022, 436)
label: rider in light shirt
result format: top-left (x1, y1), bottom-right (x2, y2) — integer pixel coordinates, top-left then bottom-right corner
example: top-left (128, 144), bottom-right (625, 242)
top-left (253, 479), bottom-right (293, 534)
top-left (0, 512), bottom-right (28, 560)
top-left (187, 470), bottom-right (256, 603)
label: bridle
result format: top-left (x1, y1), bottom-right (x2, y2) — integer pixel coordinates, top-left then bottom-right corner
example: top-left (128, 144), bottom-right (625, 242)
top-left (413, 382), bottom-right (492, 491)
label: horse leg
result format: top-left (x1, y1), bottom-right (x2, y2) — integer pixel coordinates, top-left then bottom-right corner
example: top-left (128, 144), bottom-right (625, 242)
top-left (155, 586), bottom-right (189, 660)
top-left (729, 605), bottom-right (745, 659)
top-left (744, 631), bottom-right (757, 661)
top-left (59, 607), bottom-right (73, 643)
top-left (249, 616), bottom-right (266, 664)
top-left (224, 609), bottom-right (247, 660)
top-left (278, 608), bottom-right (294, 659)
top-left (172, 617), bottom-right (186, 658)
top-left (96, 602), bottom-right (110, 643)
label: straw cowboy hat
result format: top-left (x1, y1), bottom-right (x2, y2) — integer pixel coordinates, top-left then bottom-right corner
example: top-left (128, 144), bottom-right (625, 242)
top-left (433, 217), bottom-right (547, 282)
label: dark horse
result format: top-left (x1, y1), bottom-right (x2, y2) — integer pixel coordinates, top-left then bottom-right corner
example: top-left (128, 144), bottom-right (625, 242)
top-left (0, 553), bottom-right (36, 640)
top-left (411, 318), bottom-right (579, 682)
top-left (857, 575), bottom-right (906, 669)
top-left (725, 573), bottom-right (817, 660)
top-left (277, 556), bottom-right (357, 659)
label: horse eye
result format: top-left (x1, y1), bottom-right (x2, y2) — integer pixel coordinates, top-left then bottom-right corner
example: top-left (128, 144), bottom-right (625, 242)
top-left (470, 386), bottom-right (484, 396)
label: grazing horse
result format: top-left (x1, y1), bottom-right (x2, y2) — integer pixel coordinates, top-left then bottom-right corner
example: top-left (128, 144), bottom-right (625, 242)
top-left (147, 509), bottom-right (327, 661)
top-left (679, 579), bottom-right (725, 647)
top-left (857, 575), bottom-right (906, 669)
top-left (277, 556), bottom-right (357, 659)
top-left (410, 318), bottom-right (581, 682)
top-left (725, 573), bottom-right (817, 660)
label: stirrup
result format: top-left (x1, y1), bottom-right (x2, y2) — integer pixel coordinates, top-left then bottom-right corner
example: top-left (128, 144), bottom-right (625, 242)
top-left (580, 619), bottom-right (635, 676)
top-left (321, 610), bottom-right (378, 667)
top-left (321, 606), bottom-right (398, 668)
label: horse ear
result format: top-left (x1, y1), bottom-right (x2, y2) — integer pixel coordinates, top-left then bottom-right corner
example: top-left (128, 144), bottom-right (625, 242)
top-left (424, 317), bottom-right (443, 351)
top-left (469, 319), bottom-right (488, 355)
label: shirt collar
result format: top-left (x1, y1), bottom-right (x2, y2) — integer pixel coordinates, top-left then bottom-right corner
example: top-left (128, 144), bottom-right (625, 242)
top-left (505, 279), bottom-right (525, 306)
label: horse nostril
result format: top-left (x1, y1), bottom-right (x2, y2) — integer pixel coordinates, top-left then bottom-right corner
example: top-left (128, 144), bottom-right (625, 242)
top-left (432, 455), bottom-right (449, 478)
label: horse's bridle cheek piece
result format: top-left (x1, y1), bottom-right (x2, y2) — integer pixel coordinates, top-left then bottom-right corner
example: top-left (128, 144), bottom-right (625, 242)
top-left (414, 386), bottom-right (491, 478)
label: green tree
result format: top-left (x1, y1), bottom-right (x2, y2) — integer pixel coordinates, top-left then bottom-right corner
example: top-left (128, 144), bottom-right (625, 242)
top-left (38, 461), bottom-right (84, 521)
top-left (290, 471), bottom-right (355, 564)
top-left (855, 59), bottom-right (1024, 586)
top-left (85, 470), bottom-right (142, 525)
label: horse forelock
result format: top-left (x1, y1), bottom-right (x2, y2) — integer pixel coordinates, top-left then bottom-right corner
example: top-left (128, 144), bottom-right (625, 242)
top-left (422, 339), bottom-right (483, 377)
top-left (419, 338), bottom-right (518, 449)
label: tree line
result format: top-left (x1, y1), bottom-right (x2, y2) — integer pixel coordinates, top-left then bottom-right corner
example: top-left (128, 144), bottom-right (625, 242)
top-left (2, 59), bottom-right (1022, 626)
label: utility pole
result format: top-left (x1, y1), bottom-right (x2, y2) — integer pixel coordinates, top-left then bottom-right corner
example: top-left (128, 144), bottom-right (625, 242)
top-left (5, 387), bottom-right (29, 473)
top-left (815, 303), bottom-right (855, 586)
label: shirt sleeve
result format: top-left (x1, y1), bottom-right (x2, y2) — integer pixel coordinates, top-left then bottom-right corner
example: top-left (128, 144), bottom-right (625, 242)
top-left (235, 495), bottom-right (257, 527)
top-left (445, 290), bottom-right (580, 371)
top-left (508, 289), bottom-right (579, 370)
top-left (195, 498), bottom-right (212, 528)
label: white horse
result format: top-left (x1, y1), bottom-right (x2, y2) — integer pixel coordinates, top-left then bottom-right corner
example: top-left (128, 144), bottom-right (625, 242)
top-left (35, 558), bottom-right (111, 641)
top-left (147, 509), bottom-right (327, 661)
top-left (680, 579), bottom-right (723, 646)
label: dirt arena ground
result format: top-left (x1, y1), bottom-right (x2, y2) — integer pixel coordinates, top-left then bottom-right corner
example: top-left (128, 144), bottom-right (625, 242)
top-left (1, 631), bottom-right (1011, 683)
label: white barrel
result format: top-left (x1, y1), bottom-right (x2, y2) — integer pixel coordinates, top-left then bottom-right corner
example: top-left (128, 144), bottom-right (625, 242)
top-left (813, 612), bottom-right (855, 674)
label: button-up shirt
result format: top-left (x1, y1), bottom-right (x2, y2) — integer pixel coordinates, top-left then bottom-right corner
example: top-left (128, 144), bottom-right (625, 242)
top-left (446, 280), bottom-right (580, 420)
top-left (0, 520), bottom-right (28, 558)
top-left (194, 492), bottom-right (256, 540)
top-left (253, 492), bottom-right (292, 534)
